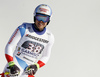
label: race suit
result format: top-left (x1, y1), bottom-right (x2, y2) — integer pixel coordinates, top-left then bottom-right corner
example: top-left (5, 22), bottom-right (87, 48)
top-left (2, 23), bottom-right (54, 77)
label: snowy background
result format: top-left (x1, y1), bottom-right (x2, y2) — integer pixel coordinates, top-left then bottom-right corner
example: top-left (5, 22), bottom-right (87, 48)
top-left (0, 0), bottom-right (100, 77)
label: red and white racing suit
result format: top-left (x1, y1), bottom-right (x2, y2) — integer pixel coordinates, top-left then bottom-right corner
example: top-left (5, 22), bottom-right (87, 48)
top-left (1, 23), bottom-right (54, 77)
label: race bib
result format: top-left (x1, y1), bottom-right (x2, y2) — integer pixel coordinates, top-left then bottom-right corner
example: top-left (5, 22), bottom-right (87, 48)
top-left (15, 41), bottom-right (44, 64)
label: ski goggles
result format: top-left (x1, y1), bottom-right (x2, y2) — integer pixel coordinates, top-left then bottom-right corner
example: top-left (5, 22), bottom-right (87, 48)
top-left (35, 14), bottom-right (50, 23)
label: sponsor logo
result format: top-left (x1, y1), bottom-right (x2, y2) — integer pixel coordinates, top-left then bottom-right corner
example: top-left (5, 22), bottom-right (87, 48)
top-left (8, 28), bottom-right (19, 44)
top-left (23, 56), bottom-right (34, 62)
top-left (39, 8), bottom-right (49, 13)
top-left (21, 48), bottom-right (39, 58)
top-left (26, 34), bottom-right (49, 43)
top-left (17, 52), bottom-right (21, 56)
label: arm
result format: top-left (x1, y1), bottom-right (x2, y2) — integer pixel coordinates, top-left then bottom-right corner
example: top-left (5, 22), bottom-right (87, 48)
top-left (37, 33), bottom-right (55, 68)
top-left (5, 24), bottom-right (26, 63)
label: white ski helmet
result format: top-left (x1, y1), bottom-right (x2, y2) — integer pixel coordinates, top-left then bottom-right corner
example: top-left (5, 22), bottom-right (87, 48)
top-left (34, 4), bottom-right (52, 17)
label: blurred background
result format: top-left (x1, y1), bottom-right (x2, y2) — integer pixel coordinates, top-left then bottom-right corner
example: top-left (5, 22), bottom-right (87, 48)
top-left (0, 0), bottom-right (100, 77)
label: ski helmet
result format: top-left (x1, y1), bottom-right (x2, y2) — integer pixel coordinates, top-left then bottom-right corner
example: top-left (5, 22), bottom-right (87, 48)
top-left (34, 4), bottom-right (52, 25)
top-left (34, 4), bottom-right (52, 17)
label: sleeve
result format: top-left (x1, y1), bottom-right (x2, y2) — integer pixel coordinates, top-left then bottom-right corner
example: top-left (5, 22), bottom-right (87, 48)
top-left (37, 33), bottom-right (55, 68)
top-left (5, 24), bottom-right (26, 63)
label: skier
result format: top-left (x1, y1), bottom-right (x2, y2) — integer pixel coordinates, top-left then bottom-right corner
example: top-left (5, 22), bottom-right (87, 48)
top-left (0, 4), bottom-right (54, 77)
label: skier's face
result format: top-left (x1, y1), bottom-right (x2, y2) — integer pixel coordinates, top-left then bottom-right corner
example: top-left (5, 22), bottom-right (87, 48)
top-left (35, 20), bottom-right (47, 31)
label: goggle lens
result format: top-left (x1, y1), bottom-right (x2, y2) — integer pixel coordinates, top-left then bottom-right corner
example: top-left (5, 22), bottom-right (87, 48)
top-left (36, 15), bottom-right (50, 23)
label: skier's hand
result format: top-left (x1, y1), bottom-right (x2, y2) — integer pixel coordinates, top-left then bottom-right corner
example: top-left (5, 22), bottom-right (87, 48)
top-left (7, 61), bottom-right (20, 76)
top-left (25, 63), bottom-right (39, 75)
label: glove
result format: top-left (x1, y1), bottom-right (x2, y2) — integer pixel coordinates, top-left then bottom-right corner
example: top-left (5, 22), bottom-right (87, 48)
top-left (7, 61), bottom-right (20, 76)
top-left (25, 63), bottom-right (39, 75)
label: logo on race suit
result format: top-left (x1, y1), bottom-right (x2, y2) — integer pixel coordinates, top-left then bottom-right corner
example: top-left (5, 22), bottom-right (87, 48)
top-left (23, 56), bottom-right (34, 62)
top-left (17, 47), bottom-right (21, 56)
top-left (8, 28), bottom-right (19, 44)
top-left (22, 48), bottom-right (38, 57)
top-left (17, 52), bottom-right (21, 56)
top-left (25, 34), bottom-right (49, 43)
top-left (16, 41), bottom-right (44, 59)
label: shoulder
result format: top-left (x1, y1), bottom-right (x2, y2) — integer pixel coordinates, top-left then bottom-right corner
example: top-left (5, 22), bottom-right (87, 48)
top-left (17, 23), bottom-right (33, 37)
top-left (18, 22), bottom-right (33, 29)
top-left (46, 29), bottom-right (55, 44)
top-left (46, 29), bottom-right (54, 38)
